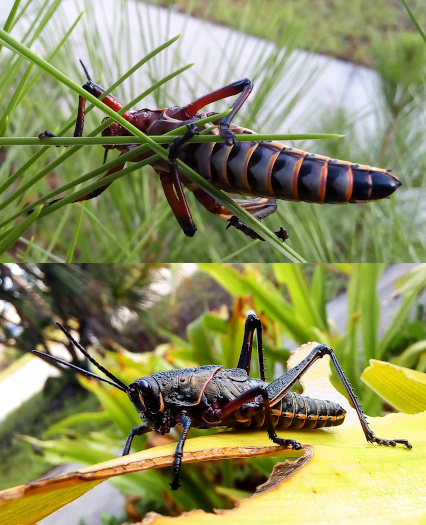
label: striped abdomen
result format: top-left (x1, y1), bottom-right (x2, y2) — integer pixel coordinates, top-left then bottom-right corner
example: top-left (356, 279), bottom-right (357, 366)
top-left (180, 134), bottom-right (401, 204)
top-left (273, 392), bottom-right (346, 430)
top-left (230, 392), bottom-right (346, 431)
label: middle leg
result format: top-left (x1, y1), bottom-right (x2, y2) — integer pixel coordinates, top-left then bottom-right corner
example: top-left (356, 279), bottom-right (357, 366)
top-left (210, 385), bottom-right (302, 450)
top-left (160, 123), bottom-right (200, 237)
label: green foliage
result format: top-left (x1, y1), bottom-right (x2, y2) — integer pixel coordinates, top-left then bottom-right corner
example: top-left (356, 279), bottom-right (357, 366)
top-left (0, 375), bottom-right (101, 490)
top-left (372, 32), bottom-right (426, 118)
top-left (166, 0), bottom-right (426, 66)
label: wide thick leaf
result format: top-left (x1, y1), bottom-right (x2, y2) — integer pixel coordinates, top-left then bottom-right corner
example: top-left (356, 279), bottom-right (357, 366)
top-left (0, 345), bottom-right (423, 525)
top-left (0, 432), bottom-right (304, 525)
top-left (144, 407), bottom-right (425, 524)
top-left (361, 359), bottom-right (426, 413)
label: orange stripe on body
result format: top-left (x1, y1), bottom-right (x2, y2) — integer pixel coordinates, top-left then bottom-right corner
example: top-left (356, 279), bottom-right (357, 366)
top-left (220, 148), bottom-right (232, 186)
top-left (185, 366), bottom-right (222, 406)
top-left (241, 144), bottom-right (258, 191)
top-left (291, 157), bottom-right (305, 200)
top-left (266, 151), bottom-right (280, 195)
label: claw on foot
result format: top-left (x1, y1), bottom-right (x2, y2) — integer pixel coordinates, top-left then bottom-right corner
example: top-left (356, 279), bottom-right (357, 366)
top-left (370, 436), bottom-right (412, 449)
top-left (227, 216), bottom-right (289, 242)
top-left (39, 130), bottom-right (58, 140)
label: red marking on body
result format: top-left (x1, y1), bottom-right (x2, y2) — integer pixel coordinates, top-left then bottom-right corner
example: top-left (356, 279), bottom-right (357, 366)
top-left (319, 163), bottom-right (328, 203)
top-left (184, 366), bottom-right (222, 406)
top-left (346, 167), bottom-right (354, 201)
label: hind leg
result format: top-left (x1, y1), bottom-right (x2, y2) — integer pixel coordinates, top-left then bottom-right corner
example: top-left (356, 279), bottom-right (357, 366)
top-left (192, 188), bottom-right (288, 241)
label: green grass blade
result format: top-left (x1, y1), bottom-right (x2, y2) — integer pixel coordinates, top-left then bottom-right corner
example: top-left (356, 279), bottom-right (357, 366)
top-left (65, 202), bottom-right (85, 262)
top-left (0, 62), bottom-right (33, 135)
top-left (0, 205), bottom-right (42, 255)
top-left (399, 0), bottom-right (426, 44)
top-left (360, 263), bottom-right (385, 364)
top-left (1, 0), bottom-right (21, 35)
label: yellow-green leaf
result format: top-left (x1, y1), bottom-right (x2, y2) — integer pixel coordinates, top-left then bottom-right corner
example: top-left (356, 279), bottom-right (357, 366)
top-left (361, 359), bottom-right (426, 413)
top-left (0, 433), bottom-right (303, 525)
top-left (144, 407), bottom-right (425, 524)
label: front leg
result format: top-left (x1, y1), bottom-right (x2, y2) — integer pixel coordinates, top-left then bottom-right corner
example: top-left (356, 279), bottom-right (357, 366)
top-left (122, 424), bottom-right (151, 456)
top-left (171, 412), bottom-right (192, 490)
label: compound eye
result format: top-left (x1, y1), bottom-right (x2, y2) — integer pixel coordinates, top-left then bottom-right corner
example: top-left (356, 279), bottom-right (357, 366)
top-left (138, 379), bottom-right (151, 392)
top-left (128, 383), bottom-right (147, 412)
top-left (138, 380), bottom-right (153, 409)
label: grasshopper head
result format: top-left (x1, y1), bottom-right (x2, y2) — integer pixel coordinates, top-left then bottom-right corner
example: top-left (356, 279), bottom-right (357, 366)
top-left (128, 377), bottom-right (164, 416)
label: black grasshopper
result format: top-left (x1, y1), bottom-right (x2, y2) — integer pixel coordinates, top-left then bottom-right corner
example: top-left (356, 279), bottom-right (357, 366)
top-left (33, 316), bottom-right (412, 490)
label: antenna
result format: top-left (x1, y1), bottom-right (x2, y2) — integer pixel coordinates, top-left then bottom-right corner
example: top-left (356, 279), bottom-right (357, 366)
top-left (32, 350), bottom-right (128, 392)
top-left (32, 323), bottom-right (129, 393)
top-left (79, 59), bottom-right (93, 82)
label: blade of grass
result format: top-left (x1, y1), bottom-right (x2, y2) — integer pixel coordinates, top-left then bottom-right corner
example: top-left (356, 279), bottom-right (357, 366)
top-left (399, 0), bottom-right (426, 44)
top-left (273, 263), bottom-right (328, 331)
top-left (0, 205), bottom-right (42, 255)
top-left (1, 0), bottom-right (21, 36)
top-left (18, 236), bottom-right (65, 262)
top-left (0, 62), bottom-right (34, 135)
top-left (0, 133), bottom-right (343, 146)
top-left (82, 206), bottom-right (132, 259)
top-left (361, 263), bottom-right (385, 365)
top-left (311, 265), bottom-right (327, 327)
top-left (65, 202), bottom-right (85, 262)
